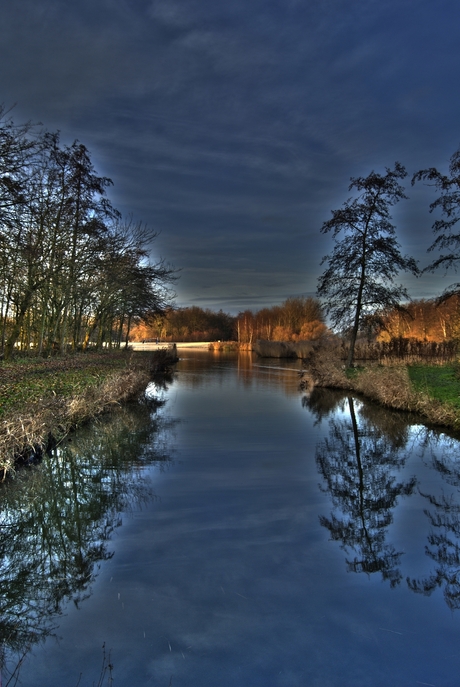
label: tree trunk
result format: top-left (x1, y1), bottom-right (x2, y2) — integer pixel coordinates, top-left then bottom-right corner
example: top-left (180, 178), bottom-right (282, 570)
top-left (4, 290), bottom-right (35, 359)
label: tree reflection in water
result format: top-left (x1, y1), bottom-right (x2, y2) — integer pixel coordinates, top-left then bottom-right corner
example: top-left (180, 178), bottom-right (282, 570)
top-left (0, 390), bottom-right (171, 684)
top-left (408, 431), bottom-right (460, 610)
top-left (306, 389), bottom-right (416, 587)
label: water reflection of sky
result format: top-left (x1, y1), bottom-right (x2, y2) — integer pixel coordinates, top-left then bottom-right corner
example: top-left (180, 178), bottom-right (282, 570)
top-left (5, 351), bottom-right (460, 686)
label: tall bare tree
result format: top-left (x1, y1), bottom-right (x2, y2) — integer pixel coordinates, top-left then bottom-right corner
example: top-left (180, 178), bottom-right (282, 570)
top-left (413, 145), bottom-right (460, 300)
top-left (317, 163), bottom-right (419, 367)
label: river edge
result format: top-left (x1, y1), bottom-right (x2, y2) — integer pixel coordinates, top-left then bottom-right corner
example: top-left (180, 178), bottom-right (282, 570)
top-left (302, 348), bottom-right (460, 432)
top-left (145, 340), bottom-right (460, 431)
top-left (0, 347), bottom-right (178, 479)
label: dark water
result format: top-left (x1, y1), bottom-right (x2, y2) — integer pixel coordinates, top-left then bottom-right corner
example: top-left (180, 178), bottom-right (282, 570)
top-left (2, 351), bottom-right (460, 686)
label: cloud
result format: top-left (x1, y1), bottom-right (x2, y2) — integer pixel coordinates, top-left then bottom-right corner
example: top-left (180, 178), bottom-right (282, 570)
top-left (1, 0), bottom-right (460, 310)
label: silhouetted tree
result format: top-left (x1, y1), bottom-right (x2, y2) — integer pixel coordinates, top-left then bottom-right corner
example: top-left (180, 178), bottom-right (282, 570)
top-left (413, 145), bottom-right (460, 300)
top-left (317, 163), bottom-right (419, 367)
top-left (0, 108), bottom-right (41, 352)
top-left (0, 115), bottom-right (176, 356)
top-left (0, 105), bottom-right (36, 225)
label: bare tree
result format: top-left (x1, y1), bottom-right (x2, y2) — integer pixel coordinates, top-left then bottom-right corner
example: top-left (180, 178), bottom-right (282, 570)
top-left (317, 163), bottom-right (419, 367)
top-left (0, 114), bottom-right (177, 357)
top-left (413, 145), bottom-right (460, 300)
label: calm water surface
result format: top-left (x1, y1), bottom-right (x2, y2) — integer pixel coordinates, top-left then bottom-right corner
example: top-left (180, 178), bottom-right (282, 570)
top-left (2, 351), bottom-right (460, 686)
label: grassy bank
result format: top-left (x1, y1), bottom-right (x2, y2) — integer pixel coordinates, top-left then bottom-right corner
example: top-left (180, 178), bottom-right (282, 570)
top-left (303, 346), bottom-right (460, 430)
top-left (0, 349), bottom-right (177, 478)
top-left (406, 364), bottom-right (460, 410)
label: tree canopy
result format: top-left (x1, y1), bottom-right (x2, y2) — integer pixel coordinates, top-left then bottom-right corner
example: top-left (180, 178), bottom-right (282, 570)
top-left (0, 108), bottom-right (176, 357)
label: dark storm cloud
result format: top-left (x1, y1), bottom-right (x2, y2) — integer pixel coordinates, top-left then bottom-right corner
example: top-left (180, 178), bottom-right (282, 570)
top-left (1, 0), bottom-right (460, 311)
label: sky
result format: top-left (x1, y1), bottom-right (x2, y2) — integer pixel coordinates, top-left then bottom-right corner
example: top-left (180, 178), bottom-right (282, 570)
top-left (1, 0), bottom-right (460, 314)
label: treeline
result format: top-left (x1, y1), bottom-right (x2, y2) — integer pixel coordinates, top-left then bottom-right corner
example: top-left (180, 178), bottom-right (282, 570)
top-left (130, 297), bottom-right (328, 343)
top-left (235, 297), bottom-right (327, 344)
top-left (377, 297), bottom-right (460, 342)
top-left (331, 297), bottom-right (460, 362)
top-left (0, 107), bottom-right (175, 358)
top-left (131, 306), bottom-right (235, 342)
top-left (129, 294), bottom-right (460, 352)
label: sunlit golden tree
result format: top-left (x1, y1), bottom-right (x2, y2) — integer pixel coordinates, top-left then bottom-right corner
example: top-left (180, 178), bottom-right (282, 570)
top-left (236, 297), bottom-right (326, 344)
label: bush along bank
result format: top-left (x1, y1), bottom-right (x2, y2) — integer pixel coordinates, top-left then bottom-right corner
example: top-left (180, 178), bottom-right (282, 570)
top-left (301, 345), bottom-right (460, 431)
top-left (253, 339), bottom-right (316, 359)
top-left (0, 348), bottom-right (178, 479)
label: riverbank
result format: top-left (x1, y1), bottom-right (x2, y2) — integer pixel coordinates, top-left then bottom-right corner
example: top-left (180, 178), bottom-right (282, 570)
top-left (130, 341), bottom-right (238, 351)
top-left (0, 348), bottom-right (178, 478)
top-left (303, 346), bottom-right (460, 430)
top-left (130, 341), bottom-right (213, 350)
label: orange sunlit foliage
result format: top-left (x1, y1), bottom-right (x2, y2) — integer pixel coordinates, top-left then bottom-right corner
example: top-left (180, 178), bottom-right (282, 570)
top-left (377, 296), bottom-right (460, 342)
top-left (296, 320), bottom-right (328, 341)
top-left (129, 321), bottom-right (155, 342)
top-left (271, 325), bottom-right (292, 342)
top-left (236, 297), bottom-right (327, 344)
top-left (128, 297), bottom-right (328, 344)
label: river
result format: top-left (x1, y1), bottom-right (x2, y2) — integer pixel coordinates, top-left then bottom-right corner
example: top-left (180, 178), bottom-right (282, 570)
top-left (2, 350), bottom-right (460, 686)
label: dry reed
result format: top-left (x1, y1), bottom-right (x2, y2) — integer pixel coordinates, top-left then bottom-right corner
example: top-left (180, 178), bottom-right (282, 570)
top-left (303, 344), bottom-right (460, 430)
top-left (0, 366), bottom-right (152, 479)
top-left (253, 339), bottom-right (315, 359)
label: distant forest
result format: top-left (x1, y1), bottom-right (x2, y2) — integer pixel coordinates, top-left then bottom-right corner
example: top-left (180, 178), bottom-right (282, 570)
top-left (129, 295), bottom-right (460, 344)
top-left (130, 297), bottom-right (327, 343)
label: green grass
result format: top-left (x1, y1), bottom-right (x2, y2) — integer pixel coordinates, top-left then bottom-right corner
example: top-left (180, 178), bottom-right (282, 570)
top-left (345, 365), bottom-right (365, 380)
top-left (0, 352), bottom-right (131, 419)
top-left (407, 363), bottom-right (460, 409)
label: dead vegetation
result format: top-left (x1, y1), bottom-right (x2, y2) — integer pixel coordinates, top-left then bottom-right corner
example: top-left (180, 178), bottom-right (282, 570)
top-left (0, 350), bottom-right (177, 479)
top-left (208, 341), bottom-right (240, 351)
top-left (302, 342), bottom-right (460, 430)
top-left (253, 339), bottom-right (316, 359)
top-left (0, 368), bottom-right (150, 479)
